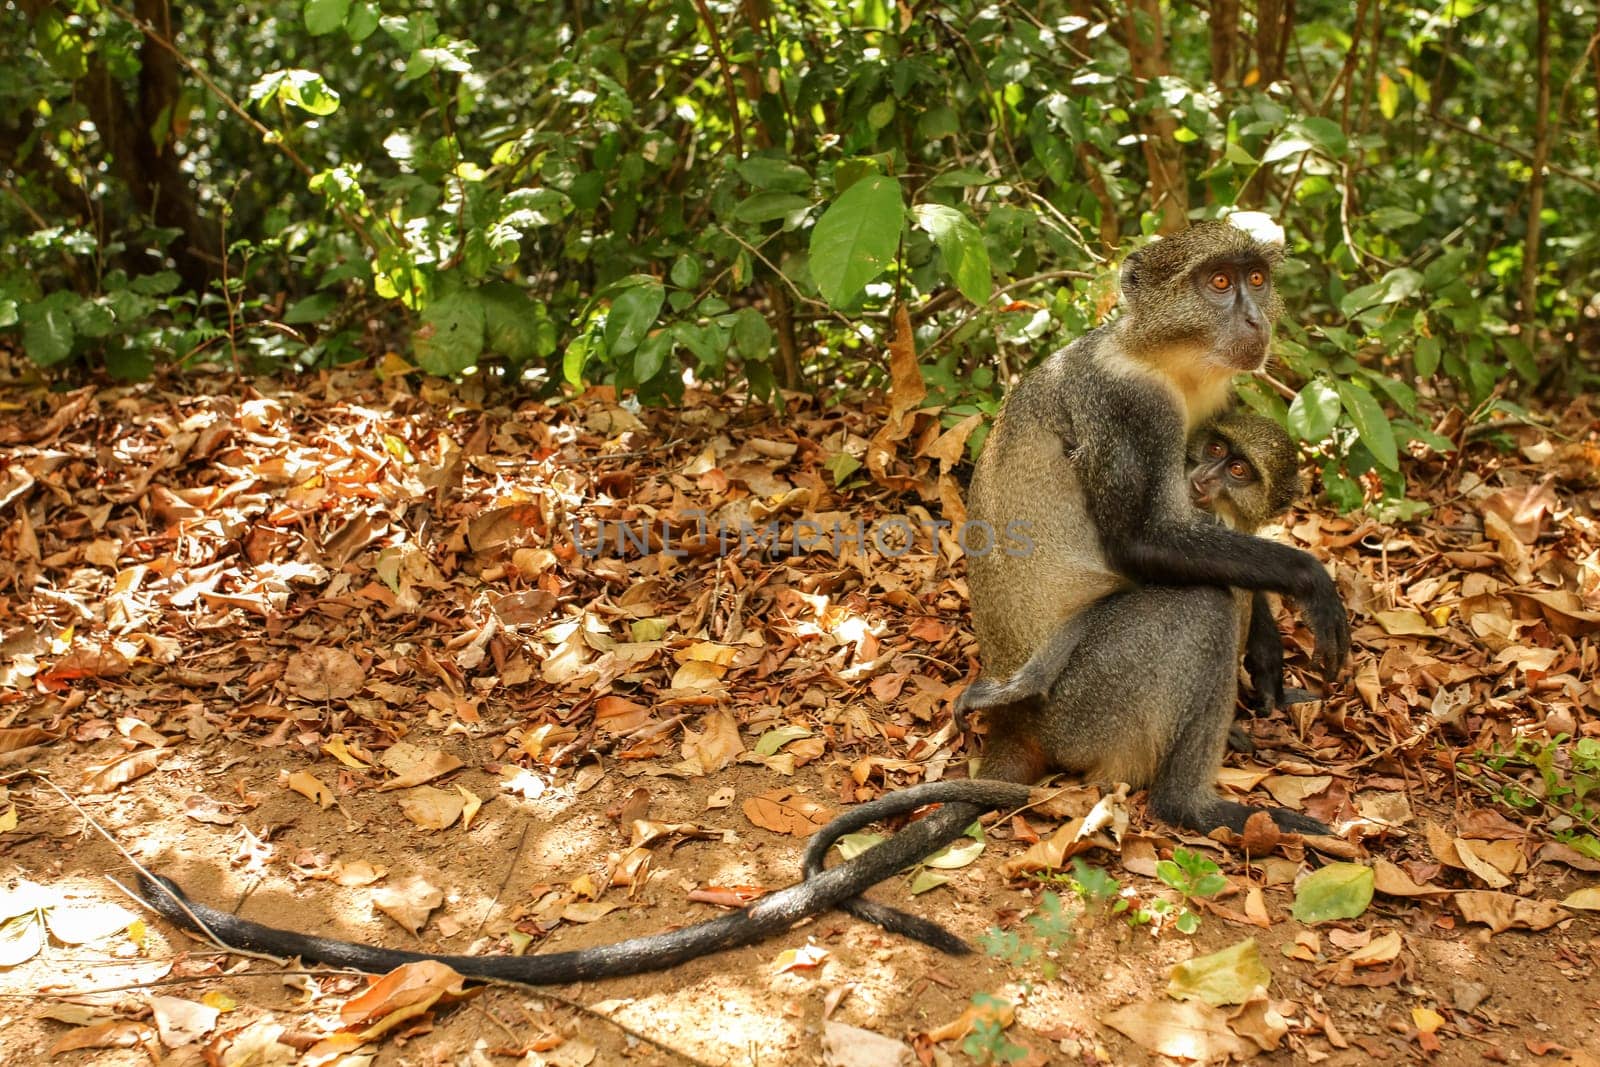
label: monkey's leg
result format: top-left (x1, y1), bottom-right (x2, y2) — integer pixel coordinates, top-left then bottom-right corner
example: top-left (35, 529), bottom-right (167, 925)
top-left (1241, 590), bottom-right (1285, 714)
top-left (799, 780), bottom-right (1033, 951)
top-left (1145, 655), bottom-right (1329, 837)
top-left (955, 615), bottom-right (1090, 731)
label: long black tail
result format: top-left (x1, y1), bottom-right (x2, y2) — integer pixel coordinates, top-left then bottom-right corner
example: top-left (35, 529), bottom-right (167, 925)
top-left (136, 788), bottom-right (1013, 985)
top-left (799, 780), bottom-right (1033, 953)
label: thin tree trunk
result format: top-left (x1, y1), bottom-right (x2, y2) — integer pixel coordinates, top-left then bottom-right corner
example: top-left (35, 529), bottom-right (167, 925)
top-left (1210, 0), bottom-right (1239, 87)
top-left (1520, 0), bottom-right (1552, 340)
top-left (1124, 0), bottom-right (1188, 233)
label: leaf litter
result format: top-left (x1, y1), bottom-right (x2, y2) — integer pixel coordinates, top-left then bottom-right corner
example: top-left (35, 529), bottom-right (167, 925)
top-left (0, 367), bottom-right (1597, 1063)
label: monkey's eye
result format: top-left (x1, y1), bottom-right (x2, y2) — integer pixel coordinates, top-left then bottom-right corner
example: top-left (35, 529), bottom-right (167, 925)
top-left (1227, 460), bottom-right (1252, 481)
top-left (1208, 271), bottom-right (1232, 293)
top-left (1205, 440), bottom-right (1227, 458)
top-left (1247, 269), bottom-right (1267, 287)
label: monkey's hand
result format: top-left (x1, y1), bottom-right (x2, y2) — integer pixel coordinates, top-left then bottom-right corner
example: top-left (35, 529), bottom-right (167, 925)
top-left (1298, 565), bottom-right (1350, 678)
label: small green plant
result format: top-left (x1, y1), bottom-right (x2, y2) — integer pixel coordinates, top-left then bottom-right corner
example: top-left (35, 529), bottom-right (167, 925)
top-left (1155, 847), bottom-right (1229, 934)
top-left (960, 992), bottom-right (1028, 1066)
top-left (977, 889), bottom-right (1077, 981)
top-left (1469, 735), bottom-right (1600, 860)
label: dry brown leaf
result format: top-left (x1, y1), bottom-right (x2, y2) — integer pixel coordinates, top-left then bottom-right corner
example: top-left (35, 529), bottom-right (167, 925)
top-left (1372, 858), bottom-right (1450, 898)
top-left (373, 875), bottom-right (443, 934)
top-left (397, 785), bottom-right (464, 830)
top-left (82, 748), bottom-right (165, 793)
top-left (1000, 793), bottom-right (1124, 877)
top-left (287, 770), bottom-right (335, 809)
top-left (150, 995), bottom-right (220, 1049)
top-left (773, 942), bottom-right (829, 973)
top-left (883, 302), bottom-right (926, 432)
top-left (48, 1020), bottom-right (156, 1056)
top-left (562, 900), bottom-right (624, 923)
top-left (1227, 995), bottom-right (1289, 1052)
top-left (1453, 891), bottom-right (1568, 933)
top-left (341, 959), bottom-right (474, 1037)
top-left (182, 793), bottom-right (239, 825)
top-left (1346, 929), bottom-right (1403, 966)
top-left (924, 995), bottom-right (1014, 1044)
top-left (1101, 999), bottom-right (1259, 1062)
top-left (1262, 774), bottom-right (1331, 809)
top-left (820, 1021), bottom-right (914, 1067)
top-left (1561, 887), bottom-right (1600, 911)
top-left (284, 647), bottom-right (366, 701)
top-left (680, 708), bottom-right (744, 775)
top-left (742, 788), bottom-right (834, 835)
top-left (377, 742), bottom-right (464, 790)
top-left (328, 860), bottom-right (388, 887)
top-left (0, 726), bottom-right (59, 753)
top-left (1453, 839), bottom-right (1513, 888)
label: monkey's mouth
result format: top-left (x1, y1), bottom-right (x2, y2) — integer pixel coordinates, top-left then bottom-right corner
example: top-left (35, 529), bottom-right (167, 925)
top-left (1217, 336), bottom-right (1269, 372)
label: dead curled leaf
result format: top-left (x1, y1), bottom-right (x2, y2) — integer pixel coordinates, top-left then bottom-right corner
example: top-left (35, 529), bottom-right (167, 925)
top-left (81, 748), bottom-right (165, 793)
top-left (743, 789), bottom-right (834, 836)
top-left (284, 646), bottom-right (366, 701)
top-left (372, 876), bottom-right (443, 935)
top-left (1453, 891), bottom-right (1568, 933)
top-left (287, 769), bottom-right (335, 809)
top-left (377, 742), bottom-right (464, 790)
top-left (48, 1020), bottom-right (157, 1056)
top-left (340, 959), bottom-right (475, 1038)
top-left (1101, 999), bottom-right (1260, 1061)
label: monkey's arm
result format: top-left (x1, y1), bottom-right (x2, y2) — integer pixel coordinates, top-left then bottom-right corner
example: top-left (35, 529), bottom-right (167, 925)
top-left (1080, 415), bottom-right (1349, 675)
top-left (136, 793), bottom-right (1016, 985)
top-left (955, 614), bottom-right (1088, 725)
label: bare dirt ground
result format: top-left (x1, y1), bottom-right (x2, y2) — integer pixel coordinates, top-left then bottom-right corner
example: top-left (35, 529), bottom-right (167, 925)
top-left (2, 365), bottom-right (1599, 1066)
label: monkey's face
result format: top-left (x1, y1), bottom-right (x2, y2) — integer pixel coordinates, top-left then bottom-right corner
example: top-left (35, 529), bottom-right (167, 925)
top-left (1194, 254), bottom-right (1276, 372)
top-left (1187, 414), bottom-right (1297, 533)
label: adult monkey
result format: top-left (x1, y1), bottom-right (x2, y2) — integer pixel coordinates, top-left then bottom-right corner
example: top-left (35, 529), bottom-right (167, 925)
top-left (803, 411), bottom-right (1335, 951)
top-left (803, 219), bottom-right (1350, 947)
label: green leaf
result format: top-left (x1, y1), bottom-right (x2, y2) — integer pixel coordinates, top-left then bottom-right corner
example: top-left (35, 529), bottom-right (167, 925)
top-left (1334, 380), bottom-right (1399, 471)
top-left (480, 284), bottom-right (556, 363)
top-left (1291, 863), bottom-right (1374, 923)
top-left (909, 868), bottom-right (951, 894)
top-left (734, 157), bottom-right (811, 193)
top-left (913, 203), bottom-right (992, 305)
top-left (603, 280), bottom-right (666, 356)
top-left (924, 835), bottom-right (985, 870)
top-left (248, 69), bottom-right (342, 116)
top-left (731, 308), bottom-right (772, 362)
top-left (413, 290), bottom-right (486, 376)
top-left (754, 724), bottom-right (812, 757)
top-left (33, 11), bottom-right (87, 79)
top-left (284, 292), bottom-right (339, 325)
top-left (1167, 939), bottom-right (1271, 1005)
top-left (1413, 335), bottom-right (1440, 378)
top-left (1287, 379), bottom-right (1340, 442)
top-left (732, 193), bottom-right (812, 224)
top-left (633, 330), bottom-right (674, 382)
top-left (834, 832), bottom-right (886, 861)
top-left (809, 173), bottom-right (904, 307)
top-left (345, 0), bottom-right (380, 39)
top-left (1340, 268), bottom-right (1423, 318)
top-left (928, 169), bottom-right (996, 188)
top-left (670, 255), bottom-right (702, 289)
top-left (303, 0), bottom-right (350, 36)
top-left (20, 292), bottom-right (77, 367)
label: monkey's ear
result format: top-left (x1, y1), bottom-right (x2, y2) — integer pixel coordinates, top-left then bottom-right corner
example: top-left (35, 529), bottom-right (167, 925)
top-left (1119, 252), bottom-right (1142, 297)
